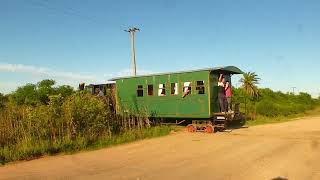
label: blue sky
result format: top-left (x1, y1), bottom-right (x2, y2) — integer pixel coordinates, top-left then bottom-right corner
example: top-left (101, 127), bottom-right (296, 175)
top-left (0, 0), bottom-right (319, 97)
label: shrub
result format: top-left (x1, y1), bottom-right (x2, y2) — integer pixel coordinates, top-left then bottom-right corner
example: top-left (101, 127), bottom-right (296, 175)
top-left (235, 87), bottom-right (317, 118)
top-left (62, 92), bottom-right (112, 141)
top-left (0, 90), bottom-right (153, 164)
top-left (256, 100), bottom-right (280, 117)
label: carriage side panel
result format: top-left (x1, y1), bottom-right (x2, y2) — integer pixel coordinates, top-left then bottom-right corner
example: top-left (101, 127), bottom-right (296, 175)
top-left (115, 70), bottom-right (210, 118)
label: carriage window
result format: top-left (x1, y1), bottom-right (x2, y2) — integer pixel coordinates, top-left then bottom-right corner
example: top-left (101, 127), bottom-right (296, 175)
top-left (147, 84), bottom-right (154, 96)
top-left (196, 81), bottom-right (205, 94)
top-left (183, 82), bottom-right (192, 94)
top-left (158, 84), bottom-right (166, 96)
top-left (170, 83), bottom-right (178, 95)
top-left (137, 85), bottom-right (143, 97)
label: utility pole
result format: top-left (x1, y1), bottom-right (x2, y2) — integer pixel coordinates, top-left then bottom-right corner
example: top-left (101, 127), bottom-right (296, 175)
top-left (125, 27), bottom-right (140, 76)
top-left (291, 87), bottom-right (296, 94)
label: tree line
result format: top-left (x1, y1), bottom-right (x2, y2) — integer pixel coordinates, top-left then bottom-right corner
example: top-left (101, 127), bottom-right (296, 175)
top-left (234, 72), bottom-right (319, 119)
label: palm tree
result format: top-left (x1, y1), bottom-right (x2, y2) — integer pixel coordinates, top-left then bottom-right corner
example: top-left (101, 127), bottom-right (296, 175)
top-left (240, 72), bottom-right (260, 98)
top-left (239, 72), bottom-right (260, 117)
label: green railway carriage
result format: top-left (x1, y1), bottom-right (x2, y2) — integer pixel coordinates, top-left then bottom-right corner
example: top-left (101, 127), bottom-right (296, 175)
top-left (109, 66), bottom-right (243, 131)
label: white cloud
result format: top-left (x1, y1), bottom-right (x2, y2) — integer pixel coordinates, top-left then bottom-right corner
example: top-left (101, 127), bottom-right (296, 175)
top-left (0, 63), bottom-right (155, 81)
top-left (0, 63), bottom-right (96, 81)
top-left (0, 63), bottom-right (156, 93)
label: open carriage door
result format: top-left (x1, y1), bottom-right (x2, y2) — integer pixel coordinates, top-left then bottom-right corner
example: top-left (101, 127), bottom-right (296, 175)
top-left (210, 72), bottom-right (220, 113)
top-left (210, 66), bottom-right (244, 114)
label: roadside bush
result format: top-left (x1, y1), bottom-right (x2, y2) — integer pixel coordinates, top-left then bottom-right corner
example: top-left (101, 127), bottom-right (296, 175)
top-left (234, 88), bottom-right (318, 118)
top-left (63, 92), bottom-right (112, 141)
top-left (256, 100), bottom-right (280, 117)
top-left (0, 90), bottom-right (154, 164)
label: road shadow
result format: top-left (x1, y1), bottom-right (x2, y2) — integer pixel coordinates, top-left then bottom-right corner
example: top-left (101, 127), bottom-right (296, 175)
top-left (271, 177), bottom-right (288, 180)
top-left (223, 121), bottom-right (249, 133)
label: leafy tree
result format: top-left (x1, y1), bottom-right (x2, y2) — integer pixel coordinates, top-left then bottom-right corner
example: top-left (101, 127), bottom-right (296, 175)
top-left (0, 93), bottom-right (8, 109)
top-left (37, 79), bottom-right (55, 88)
top-left (37, 79), bottom-right (56, 104)
top-left (10, 83), bottom-right (38, 106)
top-left (9, 79), bottom-right (74, 106)
top-left (55, 85), bottom-right (74, 98)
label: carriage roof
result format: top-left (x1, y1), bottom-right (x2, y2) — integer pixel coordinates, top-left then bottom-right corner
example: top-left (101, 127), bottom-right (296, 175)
top-left (109, 66), bottom-right (243, 81)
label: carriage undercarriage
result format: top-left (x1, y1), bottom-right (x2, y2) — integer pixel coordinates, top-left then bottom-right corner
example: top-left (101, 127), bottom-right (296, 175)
top-left (186, 111), bottom-right (245, 133)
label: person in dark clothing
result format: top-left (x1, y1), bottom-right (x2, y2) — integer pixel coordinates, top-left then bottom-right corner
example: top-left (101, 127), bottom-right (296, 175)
top-left (218, 74), bottom-right (226, 112)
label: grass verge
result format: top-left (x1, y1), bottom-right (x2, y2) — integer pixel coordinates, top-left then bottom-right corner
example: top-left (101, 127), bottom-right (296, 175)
top-left (89, 126), bottom-right (175, 150)
top-left (245, 107), bottom-right (320, 126)
top-left (0, 126), bottom-right (175, 165)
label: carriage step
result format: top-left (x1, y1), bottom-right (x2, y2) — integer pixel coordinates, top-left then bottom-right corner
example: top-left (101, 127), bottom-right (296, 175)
top-left (216, 117), bottom-right (226, 120)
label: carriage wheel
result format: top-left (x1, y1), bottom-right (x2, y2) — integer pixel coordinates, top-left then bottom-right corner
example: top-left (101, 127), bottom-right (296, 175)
top-left (205, 125), bottom-right (214, 133)
top-left (187, 124), bottom-right (196, 133)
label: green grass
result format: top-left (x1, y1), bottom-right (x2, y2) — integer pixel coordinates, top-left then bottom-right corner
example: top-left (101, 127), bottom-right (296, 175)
top-left (0, 126), bottom-right (175, 165)
top-left (89, 126), bottom-right (175, 150)
top-left (245, 107), bottom-right (320, 126)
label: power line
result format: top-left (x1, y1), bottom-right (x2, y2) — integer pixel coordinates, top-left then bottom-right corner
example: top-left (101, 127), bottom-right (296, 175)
top-left (27, 0), bottom-right (127, 29)
top-left (28, 0), bottom-right (99, 24)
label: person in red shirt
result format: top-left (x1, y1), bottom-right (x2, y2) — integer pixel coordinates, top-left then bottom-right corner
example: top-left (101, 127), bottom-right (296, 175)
top-left (225, 81), bottom-right (232, 112)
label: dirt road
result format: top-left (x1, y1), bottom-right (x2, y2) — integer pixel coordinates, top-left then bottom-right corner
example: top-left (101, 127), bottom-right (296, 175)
top-left (1, 116), bottom-right (320, 180)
